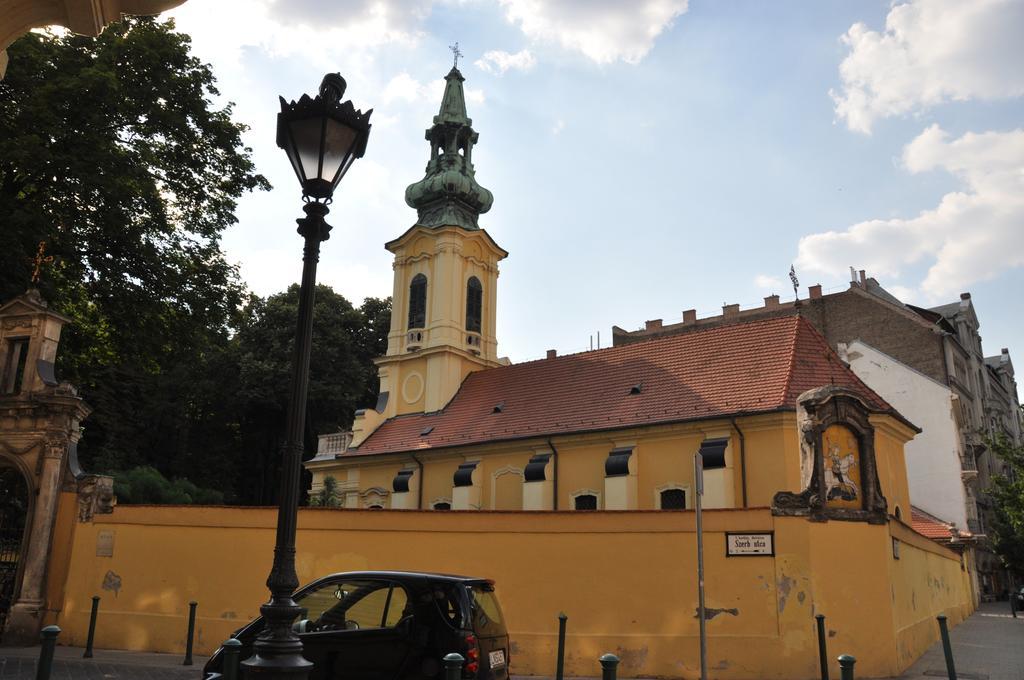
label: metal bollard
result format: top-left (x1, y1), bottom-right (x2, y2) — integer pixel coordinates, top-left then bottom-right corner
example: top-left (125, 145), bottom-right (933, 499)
top-left (837, 654), bottom-right (855, 680)
top-left (221, 638), bottom-right (242, 680)
top-left (556, 613), bottom-right (568, 680)
top-left (937, 615), bottom-right (957, 680)
top-left (36, 625), bottom-right (61, 680)
top-left (815, 614), bottom-right (830, 680)
top-left (83, 595), bottom-right (100, 659)
top-left (183, 600), bottom-right (198, 666)
top-left (599, 653), bottom-right (620, 680)
top-left (444, 652), bottom-right (465, 680)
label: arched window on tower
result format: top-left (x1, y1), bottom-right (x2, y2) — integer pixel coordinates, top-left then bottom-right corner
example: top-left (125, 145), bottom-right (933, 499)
top-left (466, 276), bottom-right (482, 333)
top-left (408, 274), bottom-right (427, 329)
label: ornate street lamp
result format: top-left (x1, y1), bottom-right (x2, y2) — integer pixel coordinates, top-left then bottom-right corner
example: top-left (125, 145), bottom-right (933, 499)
top-left (242, 74), bottom-right (371, 679)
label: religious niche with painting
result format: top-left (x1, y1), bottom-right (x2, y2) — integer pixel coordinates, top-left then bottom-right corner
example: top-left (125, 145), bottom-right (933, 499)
top-left (824, 425), bottom-right (861, 507)
top-left (772, 386), bottom-right (888, 524)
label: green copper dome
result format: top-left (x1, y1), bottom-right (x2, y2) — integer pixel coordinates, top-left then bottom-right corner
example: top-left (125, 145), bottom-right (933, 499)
top-left (405, 67), bottom-right (493, 230)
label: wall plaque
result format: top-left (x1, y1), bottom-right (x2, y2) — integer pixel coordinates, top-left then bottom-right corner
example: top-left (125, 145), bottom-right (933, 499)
top-left (726, 532), bottom-right (773, 556)
top-left (96, 530), bottom-right (115, 557)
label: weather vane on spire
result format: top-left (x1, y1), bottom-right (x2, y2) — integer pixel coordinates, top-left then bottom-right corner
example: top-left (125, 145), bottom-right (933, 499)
top-left (789, 264), bottom-right (799, 299)
top-left (29, 241), bottom-right (54, 285)
top-left (450, 41), bottom-right (463, 69)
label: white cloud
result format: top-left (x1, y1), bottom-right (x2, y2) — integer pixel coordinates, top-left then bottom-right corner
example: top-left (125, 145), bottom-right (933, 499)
top-left (832, 0), bottom-right (1024, 134)
top-left (382, 72), bottom-right (485, 107)
top-left (796, 125), bottom-right (1024, 299)
top-left (551, 118), bottom-right (565, 135)
top-left (754, 274), bottom-right (783, 290)
top-left (475, 48), bottom-right (536, 75)
top-left (382, 72), bottom-right (425, 103)
top-left (497, 0), bottom-right (688, 64)
top-left (169, 0), bottom-right (424, 77)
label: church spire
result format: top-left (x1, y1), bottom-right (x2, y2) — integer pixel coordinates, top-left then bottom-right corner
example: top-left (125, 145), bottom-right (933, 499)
top-left (404, 66), bottom-right (493, 230)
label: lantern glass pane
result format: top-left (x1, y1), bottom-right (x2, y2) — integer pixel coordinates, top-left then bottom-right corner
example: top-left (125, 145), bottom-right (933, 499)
top-left (289, 116), bottom-right (325, 182)
top-left (320, 118), bottom-right (359, 182)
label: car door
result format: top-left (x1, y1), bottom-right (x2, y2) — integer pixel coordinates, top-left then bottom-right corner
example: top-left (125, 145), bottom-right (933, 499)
top-left (297, 578), bottom-right (415, 680)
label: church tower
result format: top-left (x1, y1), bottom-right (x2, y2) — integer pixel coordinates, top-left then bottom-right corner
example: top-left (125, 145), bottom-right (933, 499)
top-left (350, 65), bottom-right (507, 446)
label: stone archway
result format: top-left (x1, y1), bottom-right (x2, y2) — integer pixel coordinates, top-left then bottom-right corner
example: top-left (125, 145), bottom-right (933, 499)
top-left (0, 462), bottom-right (31, 640)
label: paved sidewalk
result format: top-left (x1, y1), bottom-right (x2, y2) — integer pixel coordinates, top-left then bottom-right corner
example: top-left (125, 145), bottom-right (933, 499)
top-left (0, 644), bottom-right (208, 679)
top-left (1, 602), bottom-right (1018, 679)
top-left (883, 601), bottom-right (1023, 680)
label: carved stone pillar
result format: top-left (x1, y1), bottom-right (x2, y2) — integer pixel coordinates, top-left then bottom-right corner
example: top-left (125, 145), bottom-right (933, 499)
top-left (4, 439), bottom-right (65, 641)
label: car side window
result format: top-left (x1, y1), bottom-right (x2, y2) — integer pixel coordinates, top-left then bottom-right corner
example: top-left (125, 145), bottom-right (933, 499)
top-left (296, 580), bottom-right (410, 632)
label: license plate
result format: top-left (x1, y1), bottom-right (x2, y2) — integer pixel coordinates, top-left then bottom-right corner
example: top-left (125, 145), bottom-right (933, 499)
top-left (488, 649), bottom-right (506, 668)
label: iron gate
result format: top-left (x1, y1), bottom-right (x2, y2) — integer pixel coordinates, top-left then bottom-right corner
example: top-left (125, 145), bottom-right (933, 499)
top-left (0, 465), bottom-right (29, 639)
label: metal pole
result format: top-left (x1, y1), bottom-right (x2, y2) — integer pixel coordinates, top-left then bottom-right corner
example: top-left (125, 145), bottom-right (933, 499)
top-left (837, 654), bottom-right (855, 680)
top-left (556, 613), bottom-right (567, 680)
top-left (223, 639), bottom-right (243, 680)
top-left (815, 614), bottom-right (829, 680)
top-left (695, 451), bottom-right (707, 680)
top-left (243, 202), bottom-right (331, 679)
top-left (444, 653), bottom-right (465, 680)
top-left (184, 600), bottom-right (198, 665)
top-left (36, 625), bottom-right (60, 680)
top-left (599, 653), bottom-right (619, 680)
top-left (937, 615), bottom-right (957, 680)
top-left (83, 595), bottom-right (99, 658)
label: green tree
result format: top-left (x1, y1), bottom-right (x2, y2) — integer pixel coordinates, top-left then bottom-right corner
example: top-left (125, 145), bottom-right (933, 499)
top-left (0, 18), bottom-right (269, 475)
top-left (113, 465), bottom-right (225, 505)
top-left (230, 287), bottom-right (390, 504)
top-left (988, 426), bottom-right (1024, 578)
top-left (308, 476), bottom-right (342, 508)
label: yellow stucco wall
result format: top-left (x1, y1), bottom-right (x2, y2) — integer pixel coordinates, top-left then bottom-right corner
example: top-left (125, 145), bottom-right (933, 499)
top-left (53, 506), bottom-right (972, 679)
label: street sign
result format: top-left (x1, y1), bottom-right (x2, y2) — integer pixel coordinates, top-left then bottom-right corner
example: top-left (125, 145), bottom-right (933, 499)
top-left (725, 532), bottom-right (774, 556)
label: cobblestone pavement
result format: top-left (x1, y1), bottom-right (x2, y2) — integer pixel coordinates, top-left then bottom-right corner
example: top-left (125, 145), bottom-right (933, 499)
top-left (0, 644), bottom-right (207, 679)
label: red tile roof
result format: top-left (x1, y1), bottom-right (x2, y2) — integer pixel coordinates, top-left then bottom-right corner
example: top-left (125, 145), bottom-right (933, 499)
top-left (350, 316), bottom-right (897, 456)
top-left (910, 506), bottom-right (970, 541)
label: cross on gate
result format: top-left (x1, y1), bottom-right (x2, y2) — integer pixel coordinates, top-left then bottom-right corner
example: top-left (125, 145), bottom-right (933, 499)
top-left (30, 241), bottom-right (54, 284)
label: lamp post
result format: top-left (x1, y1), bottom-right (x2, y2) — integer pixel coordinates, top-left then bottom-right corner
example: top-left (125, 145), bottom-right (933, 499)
top-left (242, 73), bottom-right (372, 679)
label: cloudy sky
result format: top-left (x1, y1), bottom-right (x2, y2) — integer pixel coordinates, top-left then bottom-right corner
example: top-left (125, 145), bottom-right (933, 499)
top-left (167, 0), bottom-right (1024, 363)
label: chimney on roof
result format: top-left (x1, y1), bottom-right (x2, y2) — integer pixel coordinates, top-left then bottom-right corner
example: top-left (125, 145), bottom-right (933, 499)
top-left (682, 309), bottom-right (697, 324)
top-left (723, 304), bottom-right (739, 318)
top-left (859, 270), bottom-right (866, 285)
top-left (809, 284), bottom-right (822, 299)
top-left (850, 266), bottom-right (858, 285)
top-left (1002, 347), bottom-right (1009, 355)
top-left (546, 349), bottom-right (557, 359)
top-left (645, 319), bottom-right (663, 332)
top-left (764, 294), bottom-right (780, 308)
top-left (960, 292), bottom-right (971, 301)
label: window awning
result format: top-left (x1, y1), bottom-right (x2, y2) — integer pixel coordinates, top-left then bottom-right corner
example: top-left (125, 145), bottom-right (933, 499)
top-left (699, 438), bottom-right (729, 470)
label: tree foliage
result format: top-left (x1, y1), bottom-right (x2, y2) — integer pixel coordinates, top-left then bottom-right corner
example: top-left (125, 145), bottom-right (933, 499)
top-left (113, 465), bottom-right (225, 505)
top-left (232, 286), bottom-right (390, 504)
top-left (0, 17), bottom-right (268, 477)
top-left (308, 476), bottom-right (342, 508)
top-left (988, 422), bottom-right (1024, 578)
top-left (0, 18), bottom-right (391, 504)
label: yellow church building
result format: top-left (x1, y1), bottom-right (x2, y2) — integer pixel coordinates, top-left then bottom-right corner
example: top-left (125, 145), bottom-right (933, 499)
top-left (25, 65), bottom-right (975, 680)
top-left (305, 66), bottom-right (916, 526)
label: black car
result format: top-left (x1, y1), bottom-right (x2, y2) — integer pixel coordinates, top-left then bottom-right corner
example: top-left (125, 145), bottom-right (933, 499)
top-left (203, 571), bottom-right (510, 680)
